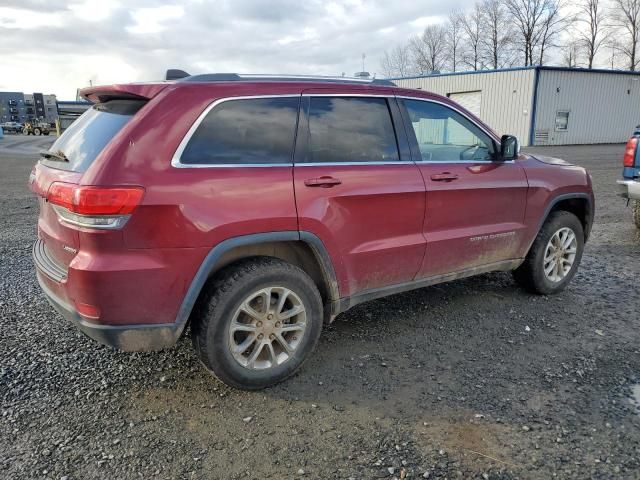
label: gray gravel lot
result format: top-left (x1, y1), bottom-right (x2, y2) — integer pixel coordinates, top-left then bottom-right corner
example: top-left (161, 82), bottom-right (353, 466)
top-left (1, 141), bottom-right (639, 479)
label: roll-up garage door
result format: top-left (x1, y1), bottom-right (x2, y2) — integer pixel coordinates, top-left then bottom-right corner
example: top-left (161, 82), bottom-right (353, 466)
top-left (448, 91), bottom-right (482, 117)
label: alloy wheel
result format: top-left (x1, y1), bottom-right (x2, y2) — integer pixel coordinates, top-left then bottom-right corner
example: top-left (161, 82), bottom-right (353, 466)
top-left (228, 286), bottom-right (307, 370)
top-left (543, 227), bottom-right (578, 283)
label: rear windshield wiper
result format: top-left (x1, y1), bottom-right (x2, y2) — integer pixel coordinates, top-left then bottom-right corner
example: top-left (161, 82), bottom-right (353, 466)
top-left (40, 150), bottom-right (69, 162)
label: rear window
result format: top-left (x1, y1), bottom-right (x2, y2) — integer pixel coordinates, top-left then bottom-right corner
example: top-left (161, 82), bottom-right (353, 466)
top-left (43, 99), bottom-right (145, 172)
top-left (179, 96), bottom-right (300, 165)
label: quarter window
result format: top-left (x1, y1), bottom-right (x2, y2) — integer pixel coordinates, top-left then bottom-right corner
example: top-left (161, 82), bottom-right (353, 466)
top-left (306, 97), bottom-right (399, 163)
top-left (180, 97), bottom-right (300, 165)
top-left (403, 99), bottom-right (494, 162)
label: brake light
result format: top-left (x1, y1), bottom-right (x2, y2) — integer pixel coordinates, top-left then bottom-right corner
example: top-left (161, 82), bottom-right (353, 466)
top-left (623, 137), bottom-right (638, 167)
top-left (47, 183), bottom-right (144, 229)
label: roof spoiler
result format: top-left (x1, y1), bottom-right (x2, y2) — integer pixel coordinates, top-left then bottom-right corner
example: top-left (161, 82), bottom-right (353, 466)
top-left (80, 84), bottom-right (169, 103)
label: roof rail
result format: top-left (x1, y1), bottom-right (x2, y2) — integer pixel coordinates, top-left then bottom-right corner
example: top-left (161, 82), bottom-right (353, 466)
top-left (165, 69), bottom-right (395, 86)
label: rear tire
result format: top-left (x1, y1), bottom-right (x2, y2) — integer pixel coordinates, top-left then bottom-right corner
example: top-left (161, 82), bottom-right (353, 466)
top-left (513, 211), bottom-right (584, 295)
top-left (34, 128), bottom-right (41, 136)
top-left (191, 257), bottom-right (323, 390)
top-left (634, 200), bottom-right (640, 229)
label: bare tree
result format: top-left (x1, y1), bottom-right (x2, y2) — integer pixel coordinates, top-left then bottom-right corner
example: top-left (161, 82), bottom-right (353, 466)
top-left (445, 10), bottom-right (464, 72)
top-left (480, 0), bottom-right (514, 68)
top-left (380, 44), bottom-right (413, 78)
top-left (575, 0), bottom-right (608, 68)
top-left (410, 24), bottom-right (448, 73)
top-left (505, 0), bottom-right (570, 65)
top-left (612, 0), bottom-right (640, 70)
top-left (504, 0), bottom-right (548, 65)
top-left (562, 40), bottom-right (582, 66)
top-left (460, 3), bottom-right (484, 70)
top-left (536, 0), bottom-right (570, 65)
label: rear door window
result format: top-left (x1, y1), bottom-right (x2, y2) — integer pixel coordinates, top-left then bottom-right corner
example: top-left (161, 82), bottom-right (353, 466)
top-left (44, 99), bottom-right (145, 172)
top-left (179, 96), bottom-right (300, 165)
top-left (305, 96), bottom-right (400, 163)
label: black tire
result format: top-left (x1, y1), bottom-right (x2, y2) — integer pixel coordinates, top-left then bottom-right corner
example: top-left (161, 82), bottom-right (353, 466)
top-left (513, 211), bottom-right (584, 295)
top-left (34, 128), bottom-right (41, 136)
top-left (634, 200), bottom-right (640, 229)
top-left (191, 257), bottom-right (323, 390)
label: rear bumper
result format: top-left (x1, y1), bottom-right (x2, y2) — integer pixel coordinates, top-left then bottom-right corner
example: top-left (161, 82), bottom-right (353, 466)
top-left (36, 270), bottom-right (180, 351)
top-left (617, 179), bottom-right (640, 200)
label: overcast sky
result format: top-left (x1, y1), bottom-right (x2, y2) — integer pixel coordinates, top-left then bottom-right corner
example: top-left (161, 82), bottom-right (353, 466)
top-left (0, 0), bottom-right (469, 99)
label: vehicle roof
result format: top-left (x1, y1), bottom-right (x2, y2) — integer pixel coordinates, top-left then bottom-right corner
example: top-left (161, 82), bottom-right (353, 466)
top-left (80, 79), bottom-right (428, 103)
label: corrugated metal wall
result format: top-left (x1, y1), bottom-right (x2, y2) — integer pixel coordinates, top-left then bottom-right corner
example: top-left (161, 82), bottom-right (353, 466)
top-left (534, 70), bottom-right (640, 145)
top-left (395, 69), bottom-right (536, 145)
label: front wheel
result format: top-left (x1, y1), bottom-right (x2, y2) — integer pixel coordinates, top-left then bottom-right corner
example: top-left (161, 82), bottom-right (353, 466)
top-left (191, 257), bottom-right (323, 390)
top-left (513, 211), bottom-right (584, 295)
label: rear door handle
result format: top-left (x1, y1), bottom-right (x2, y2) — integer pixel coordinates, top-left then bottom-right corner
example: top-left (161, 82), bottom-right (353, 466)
top-left (430, 172), bottom-right (459, 182)
top-left (304, 176), bottom-right (342, 187)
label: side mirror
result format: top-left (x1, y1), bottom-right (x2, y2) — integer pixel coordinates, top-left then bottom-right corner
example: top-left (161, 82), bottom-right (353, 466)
top-left (500, 134), bottom-right (519, 160)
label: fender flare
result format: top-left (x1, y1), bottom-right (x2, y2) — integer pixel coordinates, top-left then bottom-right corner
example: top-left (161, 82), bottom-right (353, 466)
top-left (173, 231), bottom-right (339, 335)
top-left (533, 192), bottom-right (594, 245)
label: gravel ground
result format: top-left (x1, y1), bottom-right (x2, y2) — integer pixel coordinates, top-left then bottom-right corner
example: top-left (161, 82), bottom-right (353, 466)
top-left (1, 142), bottom-right (639, 479)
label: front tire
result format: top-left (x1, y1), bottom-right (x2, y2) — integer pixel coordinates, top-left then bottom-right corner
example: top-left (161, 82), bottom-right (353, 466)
top-left (513, 211), bottom-right (584, 295)
top-left (191, 257), bottom-right (323, 390)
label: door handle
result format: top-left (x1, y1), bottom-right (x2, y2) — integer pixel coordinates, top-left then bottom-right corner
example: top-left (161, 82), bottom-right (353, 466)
top-left (430, 172), bottom-right (459, 182)
top-left (304, 176), bottom-right (342, 187)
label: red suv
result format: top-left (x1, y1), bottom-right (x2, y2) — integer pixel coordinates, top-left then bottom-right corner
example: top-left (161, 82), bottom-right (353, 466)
top-left (31, 72), bottom-right (594, 389)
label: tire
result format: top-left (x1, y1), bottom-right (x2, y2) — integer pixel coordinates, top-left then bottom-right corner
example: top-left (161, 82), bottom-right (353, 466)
top-left (634, 200), bottom-right (640, 229)
top-left (43, 131), bottom-right (50, 136)
top-left (34, 128), bottom-right (41, 136)
top-left (22, 128), bottom-right (28, 135)
top-left (191, 257), bottom-right (323, 390)
top-left (513, 211), bottom-right (584, 295)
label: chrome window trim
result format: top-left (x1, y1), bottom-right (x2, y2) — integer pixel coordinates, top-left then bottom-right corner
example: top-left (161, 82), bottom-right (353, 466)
top-left (295, 161), bottom-right (414, 167)
top-left (171, 94), bottom-right (301, 169)
top-left (171, 93), bottom-right (511, 168)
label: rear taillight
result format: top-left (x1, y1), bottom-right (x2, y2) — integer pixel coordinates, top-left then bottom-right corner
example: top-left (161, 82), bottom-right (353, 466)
top-left (47, 182), bottom-right (144, 229)
top-left (623, 137), bottom-right (638, 167)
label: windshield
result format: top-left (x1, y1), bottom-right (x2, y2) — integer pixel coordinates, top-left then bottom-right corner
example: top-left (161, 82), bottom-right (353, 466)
top-left (43, 99), bottom-right (146, 172)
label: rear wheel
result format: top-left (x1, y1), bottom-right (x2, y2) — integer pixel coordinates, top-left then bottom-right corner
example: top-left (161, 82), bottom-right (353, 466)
top-left (191, 257), bottom-right (323, 390)
top-left (513, 211), bottom-right (584, 295)
top-left (34, 128), bottom-right (41, 135)
top-left (634, 200), bottom-right (640, 229)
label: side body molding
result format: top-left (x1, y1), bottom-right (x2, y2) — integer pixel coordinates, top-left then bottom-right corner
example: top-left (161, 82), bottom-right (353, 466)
top-left (174, 231), bottom-right (340, 335)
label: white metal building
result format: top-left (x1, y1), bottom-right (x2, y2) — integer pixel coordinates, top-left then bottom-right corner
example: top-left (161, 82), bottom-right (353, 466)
top-left (393, 66), bottom-right (640, 146)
